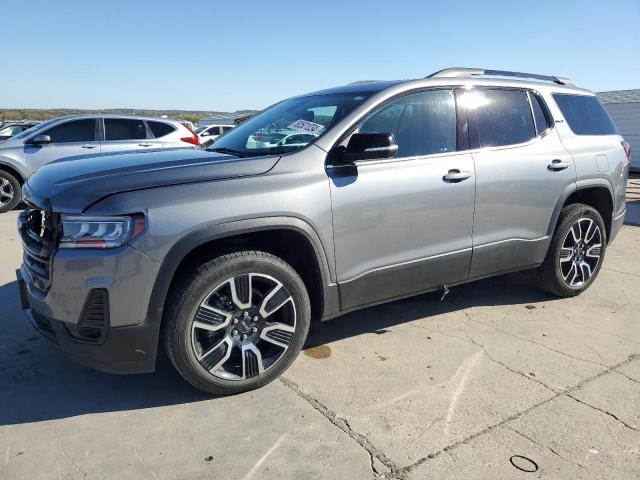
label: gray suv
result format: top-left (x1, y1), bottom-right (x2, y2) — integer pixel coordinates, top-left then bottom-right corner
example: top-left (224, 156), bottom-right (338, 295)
top-left (16, 68), bottom-right (630, 395)
top-left (0, 115), bottom-right (199, 213)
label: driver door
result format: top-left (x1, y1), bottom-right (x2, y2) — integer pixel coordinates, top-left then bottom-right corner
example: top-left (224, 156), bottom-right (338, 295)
top-left (25, 119), bottom-right (100, 174)
top-left (328, 89), bottom-right (476, 310)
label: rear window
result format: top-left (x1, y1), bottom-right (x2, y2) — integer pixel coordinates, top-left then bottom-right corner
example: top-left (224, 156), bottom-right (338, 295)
top-left (552, 94), bottom-right (618, 136)
top-left (148, 121), bottom-right (176, 138)
top-left (104, 119), bottom-right (148, 141)
top-left (470, 89), bottom-right (536, 147)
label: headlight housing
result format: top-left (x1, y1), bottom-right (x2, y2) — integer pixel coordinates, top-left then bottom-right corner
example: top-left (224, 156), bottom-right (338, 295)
top-left (60, 215), bottom-right (145, 249)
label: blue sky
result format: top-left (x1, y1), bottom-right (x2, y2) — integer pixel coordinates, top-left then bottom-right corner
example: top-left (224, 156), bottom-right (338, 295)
top-left (1, 0), bottom-right (639, 111)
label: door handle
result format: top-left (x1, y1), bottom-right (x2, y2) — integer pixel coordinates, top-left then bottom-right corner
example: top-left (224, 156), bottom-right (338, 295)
top-left (138, 143), bottom-right (154, 147)
top-left (547, 159), bottom-right (570, 171)
top-left (443, 169), bottom-right (472, 183)
top-left (81, 144), bottom-right (98, 149)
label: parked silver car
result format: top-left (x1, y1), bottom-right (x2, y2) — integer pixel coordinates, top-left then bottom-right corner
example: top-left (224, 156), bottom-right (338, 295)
top-left (17, 68), bottom-right (630, 395)
top-left (0, 115), bottom-right (199, 212)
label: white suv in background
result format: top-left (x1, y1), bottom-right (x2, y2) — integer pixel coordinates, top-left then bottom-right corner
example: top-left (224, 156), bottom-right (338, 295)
top-left (0, 115), bottom-right (199, 212)
top-left (196, 124), bottom-right (234, 145)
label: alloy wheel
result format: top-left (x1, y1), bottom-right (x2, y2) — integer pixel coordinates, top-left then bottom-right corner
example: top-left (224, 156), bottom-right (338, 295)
top-left (190, 273), bottom-right (296, 380)
top-left (559, 217), bottom-right (602, 288)
top-left (0, 177), bottom-right (14, 207)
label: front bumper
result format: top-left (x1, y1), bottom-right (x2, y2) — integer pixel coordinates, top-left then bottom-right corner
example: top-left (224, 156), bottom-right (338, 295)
top-left (16, 243), bottom-right (162, 374)
top-left (22, 303), bottom-right (158, 374)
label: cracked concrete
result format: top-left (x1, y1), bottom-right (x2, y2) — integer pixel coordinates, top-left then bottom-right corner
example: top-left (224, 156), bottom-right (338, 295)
top-left (1, 207), bottom-right (640, 479)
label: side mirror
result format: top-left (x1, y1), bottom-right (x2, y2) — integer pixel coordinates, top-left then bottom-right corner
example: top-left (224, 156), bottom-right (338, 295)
top-left (29, 134), bottom-right (51, 146)
top-left (335, 132), bottom-right (398, 164)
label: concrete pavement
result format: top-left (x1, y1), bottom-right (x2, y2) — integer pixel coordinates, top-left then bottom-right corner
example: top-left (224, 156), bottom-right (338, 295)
top-left (1, 199), bottom-right (639, 480)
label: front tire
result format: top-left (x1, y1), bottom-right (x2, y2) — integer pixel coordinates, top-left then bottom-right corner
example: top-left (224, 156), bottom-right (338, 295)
top-left (532, 203), bottom-right (606, 297)
top-left (163, 251), bottom-right (311, 395)
top-left (0, 170), bottom-right (21, 213)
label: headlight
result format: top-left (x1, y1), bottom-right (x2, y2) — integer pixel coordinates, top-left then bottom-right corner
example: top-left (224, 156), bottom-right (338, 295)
top-left (60, 215), bottom-right (145, 249)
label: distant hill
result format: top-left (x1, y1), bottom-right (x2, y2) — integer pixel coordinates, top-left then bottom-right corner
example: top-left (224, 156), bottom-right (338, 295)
top-left (0, 108), bottom-right (259, 124)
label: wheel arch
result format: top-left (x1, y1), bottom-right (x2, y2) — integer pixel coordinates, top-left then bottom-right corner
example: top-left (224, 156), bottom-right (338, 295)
top-left (0, 159), bottom-right (27, 185)
top-left (548, 179), bottom-right (614, 242)
top-left (145, 217), bottom-right (339, 353)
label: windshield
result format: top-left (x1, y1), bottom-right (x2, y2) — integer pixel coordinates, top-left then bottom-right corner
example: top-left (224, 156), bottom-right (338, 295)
top-left (11, 118), bottom-right (57, 140)
top-left (208, 92), bottom-right (371, 156)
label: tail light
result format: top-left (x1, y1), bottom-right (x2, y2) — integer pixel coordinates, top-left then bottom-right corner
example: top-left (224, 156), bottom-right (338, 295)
top-left (622, 141), bottom-right (631, 161)
top-left (180, 123), bottom-right (199, 146)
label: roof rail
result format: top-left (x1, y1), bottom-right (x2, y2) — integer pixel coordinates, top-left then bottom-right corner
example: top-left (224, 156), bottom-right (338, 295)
top-left (427, 68), bottom-right (574, 86)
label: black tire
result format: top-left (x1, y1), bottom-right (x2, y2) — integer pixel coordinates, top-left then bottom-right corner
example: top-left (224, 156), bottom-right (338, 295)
top-left (0, 170), bottom-right (21, 213)
top-left (532, 203), bottom-right (606, 297)
top-left (163, 250), bottom-right (311, 395)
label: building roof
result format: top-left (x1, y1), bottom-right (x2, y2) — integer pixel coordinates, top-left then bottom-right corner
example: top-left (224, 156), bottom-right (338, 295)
top-left (597, 89), bottom-right (640, 105)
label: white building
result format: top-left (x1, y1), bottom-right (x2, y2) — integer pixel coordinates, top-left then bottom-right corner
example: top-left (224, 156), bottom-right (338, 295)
top-left (598, 89), bottom-right (640, 171)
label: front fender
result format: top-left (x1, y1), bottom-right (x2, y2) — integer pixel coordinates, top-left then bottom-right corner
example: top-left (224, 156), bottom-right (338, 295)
top-left (142, 216), bottom-right (339, 336)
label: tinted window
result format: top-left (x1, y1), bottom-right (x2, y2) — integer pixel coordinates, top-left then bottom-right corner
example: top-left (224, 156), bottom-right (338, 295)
top-left (529, 92), bottom-right (548, 135)
top-left (469, 89), bottom-right (535, 147)
top-left (553, 94), bottom-right (618, 136)
top-left (148, 121), bottom-right (176, 138)
top-left (359, 90), bottom-right (457, 157)
top-left (43, 119), bottom-right (96, 143)
top-left (104, 119), bottom-right (148, 141)
top-left (221, 126), bottom-right (233, 133)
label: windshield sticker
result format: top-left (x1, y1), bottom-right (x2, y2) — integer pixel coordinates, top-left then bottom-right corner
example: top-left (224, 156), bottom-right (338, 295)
top-left (287, 119), bottom-right (325, 134)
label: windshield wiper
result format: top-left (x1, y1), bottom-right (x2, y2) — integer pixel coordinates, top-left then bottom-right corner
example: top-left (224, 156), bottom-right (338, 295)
top-left (207, 147), bottom-right (248, 158)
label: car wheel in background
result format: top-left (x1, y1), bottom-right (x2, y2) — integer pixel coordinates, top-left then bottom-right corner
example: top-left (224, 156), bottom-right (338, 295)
top-left (0, 170), bottom-right (21, 213)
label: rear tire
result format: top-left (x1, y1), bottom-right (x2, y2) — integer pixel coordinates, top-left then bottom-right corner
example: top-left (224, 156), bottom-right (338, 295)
top-left (0, 170), bottom-right (21, 213)
top-left (532, 203), bottom-right (606, 297)
top-left (163, 250), bottom-right (311, 395)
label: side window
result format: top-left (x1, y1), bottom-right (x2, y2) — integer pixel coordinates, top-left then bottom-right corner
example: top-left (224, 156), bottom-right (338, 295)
top-left (552, 94), bottom-right (618, 136)
top-left (104, 119), bottom-right (148, 141)
top-left (470, 89), bottom-right (535, 147)
top-left (147, 121), bottom-right (176, 138)
top-left (359, 90), bottom-right (457, 157)
top-left (42, 119), bottom-right (96, 144)
top-left (221, 126), bottom-right (233, 133)
top-left (528, 92), bottom-right (549, 135)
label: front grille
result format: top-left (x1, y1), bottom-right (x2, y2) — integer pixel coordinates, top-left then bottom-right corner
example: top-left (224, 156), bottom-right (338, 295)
top-left (18, 209), bottom-right (59, 293)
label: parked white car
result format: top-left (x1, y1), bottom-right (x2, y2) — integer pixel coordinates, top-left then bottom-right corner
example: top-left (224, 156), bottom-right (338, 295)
top-left (196, 124), bottom-right (234, 144)
top-left (0, 114), bottom-right (199, 212)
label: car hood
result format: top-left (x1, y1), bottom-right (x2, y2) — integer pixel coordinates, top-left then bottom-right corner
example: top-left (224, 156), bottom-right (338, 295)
top-left (23, 148), bottom-right (280, 213)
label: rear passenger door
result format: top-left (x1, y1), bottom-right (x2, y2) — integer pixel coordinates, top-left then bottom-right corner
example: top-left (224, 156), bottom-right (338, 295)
top-left (100, 118), bottom-right (155, 153)
top-left (466, 88), bottom-right (575, 278)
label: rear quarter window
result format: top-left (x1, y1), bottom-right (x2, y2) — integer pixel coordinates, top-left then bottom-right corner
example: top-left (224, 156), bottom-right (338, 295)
top-left (147, 121), bottom-right (176, 138)
top-left (552, 94), bottom-right (618, 136)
